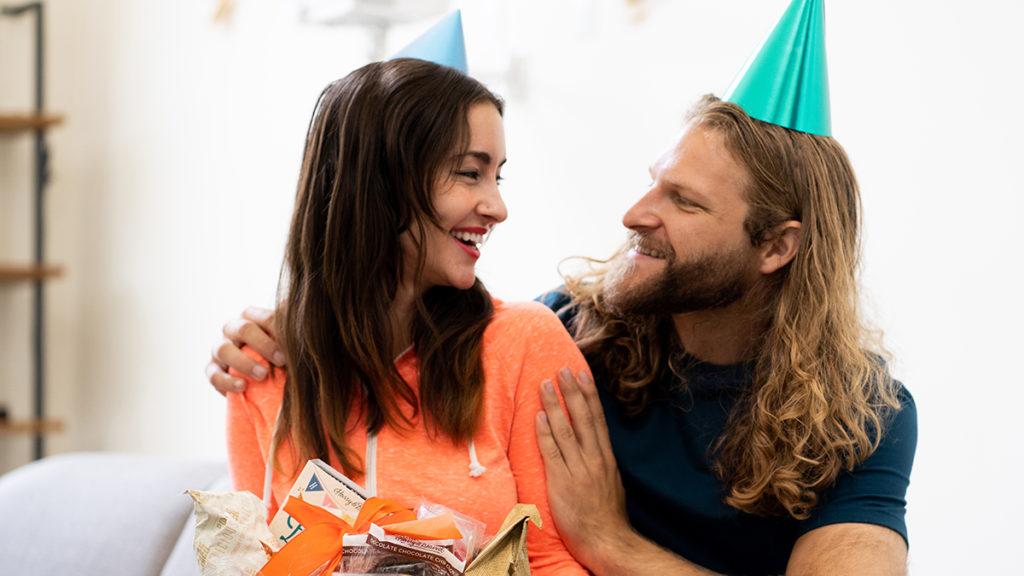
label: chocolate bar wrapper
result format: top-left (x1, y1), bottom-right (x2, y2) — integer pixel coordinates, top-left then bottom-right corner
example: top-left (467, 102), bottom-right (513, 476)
top-left (268, 459), bottom-right (368, 546)
top-left (337, 529), bottom-right (463, 576)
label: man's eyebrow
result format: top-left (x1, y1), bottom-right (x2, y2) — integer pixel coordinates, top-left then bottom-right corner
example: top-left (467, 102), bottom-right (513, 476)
top-left (663, 177), bottom-right (711, 204)
top-left (461, 151), bottom-right (507, 167)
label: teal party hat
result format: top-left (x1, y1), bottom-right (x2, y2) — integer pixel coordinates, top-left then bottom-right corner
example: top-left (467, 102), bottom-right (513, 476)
top-left (392, 10), bottom-right (468, 74)
top-left (723, 0), bottom-right (831, 136)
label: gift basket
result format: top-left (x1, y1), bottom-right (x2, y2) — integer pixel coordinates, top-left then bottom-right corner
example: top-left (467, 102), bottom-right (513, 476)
top-left (189, 460), bottom-right (540, 576)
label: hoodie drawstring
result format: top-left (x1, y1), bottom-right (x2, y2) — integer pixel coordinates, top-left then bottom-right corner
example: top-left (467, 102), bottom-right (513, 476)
top-left (468, 440), bottom-right (487, 477)
top-left (365, 432), bottom-right (379, 497)
top-left (263, 420), bottom-right (486, 509)
top-left (364, 434), bottom-right (487, 487)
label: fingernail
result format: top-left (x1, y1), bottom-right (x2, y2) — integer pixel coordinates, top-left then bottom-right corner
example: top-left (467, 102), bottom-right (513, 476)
top-left (252, 365), bottom-right (268, 379)
top-left (543, 380), bottom-right (554, 395)
top-left (559, 367), bottom-right (572, 381)
top-left (272, 351), bottom-right (286, 366)
top-left (233, 379), bottom-right (246, 392)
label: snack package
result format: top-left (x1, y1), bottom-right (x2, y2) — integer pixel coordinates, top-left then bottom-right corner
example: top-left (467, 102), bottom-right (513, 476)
top-left (188, 489), bottom-right (282, 576)
top-left (336, 492), bottom-right (488, 575)
top-left (416, 501), bottom-right (487, 565)
top-left (331, 502), bottom-right (540, 576)
top-left (193, 459), bottom-right (540, 576)
top-left (339, 525), bottom-right (465, 576)
top-left (268, 459), bottom-right (368, 546)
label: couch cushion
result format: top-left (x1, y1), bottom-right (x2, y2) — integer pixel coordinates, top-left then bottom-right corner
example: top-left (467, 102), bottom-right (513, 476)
top-left (0, 452), bottom-right (225, 576)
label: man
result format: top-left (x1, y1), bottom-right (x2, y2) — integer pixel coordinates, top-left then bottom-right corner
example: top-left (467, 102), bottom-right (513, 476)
top-left (206, 1), bottom-right (916, 573)
top-left (528, 93), bottom-right (915, 576)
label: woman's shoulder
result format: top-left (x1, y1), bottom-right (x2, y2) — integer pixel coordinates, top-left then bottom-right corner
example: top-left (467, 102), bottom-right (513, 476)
top-left (482, 298), bottom-right (587, 387)
top-left (487, 298), bottom-right (568, 339)
top-left (483, 299), bottom-right (579, 363)
top-left (235, 346), bottom-right (286, 405)
top-left (482, 299), bottom-right (573, 352)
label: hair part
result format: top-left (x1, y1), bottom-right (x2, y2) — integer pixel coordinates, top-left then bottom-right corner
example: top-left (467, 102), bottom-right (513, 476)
top-left (564, 94), bottom-right (902, 519)
top-left (274, 59), bottom-right (503, 476)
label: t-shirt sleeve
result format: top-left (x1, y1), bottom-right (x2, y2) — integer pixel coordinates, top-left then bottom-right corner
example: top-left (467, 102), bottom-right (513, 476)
top-left (225, 347), bottom-right (282, 503)
top-left (797, 385), bottom-right (918, 545)
top-left (502, 303), bottom-right (590, 575)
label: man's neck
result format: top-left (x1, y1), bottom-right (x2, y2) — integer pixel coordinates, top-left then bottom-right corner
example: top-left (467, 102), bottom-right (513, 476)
top-left (672, 297), bottom-right (766, 366)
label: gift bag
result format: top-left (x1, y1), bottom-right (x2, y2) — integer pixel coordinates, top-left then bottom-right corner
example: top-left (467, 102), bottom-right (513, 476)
top-left (464, 504), bottom-right (540, 576)
top-left (189, 458), bottom-right (544, 576)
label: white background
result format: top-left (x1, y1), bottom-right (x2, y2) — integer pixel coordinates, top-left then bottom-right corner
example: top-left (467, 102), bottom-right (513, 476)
top-left (1, 0), bottom-right (1022, 573)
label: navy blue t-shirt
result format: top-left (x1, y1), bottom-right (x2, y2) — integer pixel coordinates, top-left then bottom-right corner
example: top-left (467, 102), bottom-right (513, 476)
top-left (537, 289), bottom-right (917, 575)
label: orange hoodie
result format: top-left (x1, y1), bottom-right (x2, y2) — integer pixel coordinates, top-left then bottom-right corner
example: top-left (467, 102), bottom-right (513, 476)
top-left (227, 300), bottom-right (589, 574)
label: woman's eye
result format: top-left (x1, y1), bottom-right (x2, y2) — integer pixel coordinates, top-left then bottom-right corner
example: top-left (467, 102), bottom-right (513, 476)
top-left (456, 170), bottom-right (481, 180)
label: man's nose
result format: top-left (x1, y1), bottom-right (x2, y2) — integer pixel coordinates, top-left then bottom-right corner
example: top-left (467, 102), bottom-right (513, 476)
top-left (622, 186), bottom-right (661, 231)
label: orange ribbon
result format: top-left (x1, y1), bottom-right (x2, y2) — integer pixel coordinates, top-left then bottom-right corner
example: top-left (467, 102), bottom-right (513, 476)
top-left (258, 496), bottom-right (463, 576)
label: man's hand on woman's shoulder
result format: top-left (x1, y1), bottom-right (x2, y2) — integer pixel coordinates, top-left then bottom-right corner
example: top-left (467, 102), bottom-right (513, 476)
top-left (205, 306), bottom-right (285, 395)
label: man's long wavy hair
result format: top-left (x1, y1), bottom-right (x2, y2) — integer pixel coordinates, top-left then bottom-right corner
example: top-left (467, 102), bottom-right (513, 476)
top-left (272, 59), bottom-right (503, 477)
top-left (565, 95), bottom-right (902, 519)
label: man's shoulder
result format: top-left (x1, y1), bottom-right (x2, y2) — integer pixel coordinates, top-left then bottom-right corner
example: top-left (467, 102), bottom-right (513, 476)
top-left (879, 379), bottom-right (918, 462)
top-left (533, 286), bottom-right (579, 332)
top-left (800, 379), bottom-right (918, 544)
top-left (894, 380), bottom-right (916, 412)
top-left (874, 378), bottom-right (916, 449)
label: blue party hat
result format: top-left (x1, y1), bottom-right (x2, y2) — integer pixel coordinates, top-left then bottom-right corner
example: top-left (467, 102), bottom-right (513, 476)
top-left (723, 0), bottom-right (831, 136)
top-left (391, 10), bottom-right (468, 74)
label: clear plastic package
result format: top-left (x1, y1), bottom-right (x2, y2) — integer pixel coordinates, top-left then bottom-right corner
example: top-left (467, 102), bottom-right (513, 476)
top-left (415, 501), bottom-right (487, 565)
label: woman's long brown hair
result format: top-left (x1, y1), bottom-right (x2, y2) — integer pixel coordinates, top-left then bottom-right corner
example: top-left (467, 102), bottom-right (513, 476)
top-left (273, 59), bottom-right (504, 476)
top-left (566, 95), bottom-right (902, 519)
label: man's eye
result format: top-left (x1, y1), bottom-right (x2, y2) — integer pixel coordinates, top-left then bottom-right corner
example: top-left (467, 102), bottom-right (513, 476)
top-left (674, 195), bottom-right (700, 210)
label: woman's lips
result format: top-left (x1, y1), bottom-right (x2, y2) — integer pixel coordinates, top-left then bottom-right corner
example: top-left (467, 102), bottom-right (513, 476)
top-left (452, 236), bottom-right (481, 259)
top-left (452, 226), bottom-right (488, 235)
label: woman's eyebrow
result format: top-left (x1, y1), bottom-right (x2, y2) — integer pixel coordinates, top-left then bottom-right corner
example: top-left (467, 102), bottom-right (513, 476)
top-left (462, 151), bottom-right (492, 164)
top-left (458, 151), bottom-right (507, 167)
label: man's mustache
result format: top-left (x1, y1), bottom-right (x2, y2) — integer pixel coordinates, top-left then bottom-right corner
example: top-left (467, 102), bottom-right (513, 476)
top-left (628, 233), bottom-right (675, 261)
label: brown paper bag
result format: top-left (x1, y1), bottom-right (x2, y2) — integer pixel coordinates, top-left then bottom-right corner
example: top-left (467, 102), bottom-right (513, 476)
top-left (464, 504), bottom-right (542, 576)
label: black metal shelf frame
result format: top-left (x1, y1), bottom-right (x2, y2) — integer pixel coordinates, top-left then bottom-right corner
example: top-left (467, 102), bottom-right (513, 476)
top-left (2, 1), bottom-right (52, 460)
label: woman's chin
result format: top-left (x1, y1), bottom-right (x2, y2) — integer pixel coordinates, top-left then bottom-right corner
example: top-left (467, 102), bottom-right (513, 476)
top-left (446, 273), bottom-right (478, 290)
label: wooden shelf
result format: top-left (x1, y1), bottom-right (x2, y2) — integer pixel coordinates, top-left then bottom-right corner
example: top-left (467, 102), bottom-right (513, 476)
top-left (0, 418), bottom-right (64, 435)
top-left (0, 113), bottom-right (64, 133)
top-left (0, 264), bottom-right (64, 282)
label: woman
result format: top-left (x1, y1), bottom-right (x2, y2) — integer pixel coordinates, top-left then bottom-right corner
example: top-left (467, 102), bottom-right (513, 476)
top-left (226, 58), bottom-right (588, 574)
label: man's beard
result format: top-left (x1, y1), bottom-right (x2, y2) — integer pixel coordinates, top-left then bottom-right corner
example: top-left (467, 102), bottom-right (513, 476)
top-left (604, 238), bottom-right (753, 317)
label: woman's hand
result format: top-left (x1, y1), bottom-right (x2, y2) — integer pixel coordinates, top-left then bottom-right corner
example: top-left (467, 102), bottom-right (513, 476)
top-left (536, 368), bottom-right (630, 571)
top-left (205, 306), bottom-right (285, 394)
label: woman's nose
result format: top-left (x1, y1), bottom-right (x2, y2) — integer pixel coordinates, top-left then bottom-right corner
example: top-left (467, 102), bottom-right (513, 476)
top-left (479, 184), bottom-right (508, 224)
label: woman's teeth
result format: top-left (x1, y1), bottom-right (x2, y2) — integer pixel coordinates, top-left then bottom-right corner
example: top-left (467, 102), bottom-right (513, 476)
top-left (450, 230), bottom-right (484, 246)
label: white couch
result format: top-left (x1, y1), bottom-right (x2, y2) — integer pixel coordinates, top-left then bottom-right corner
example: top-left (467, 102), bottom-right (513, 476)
top-left (0, 452), bottom-right (227, 575)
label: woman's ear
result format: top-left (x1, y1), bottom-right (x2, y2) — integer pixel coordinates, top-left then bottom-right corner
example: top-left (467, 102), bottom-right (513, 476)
top-left (758, 220), bottom-right (802, 275)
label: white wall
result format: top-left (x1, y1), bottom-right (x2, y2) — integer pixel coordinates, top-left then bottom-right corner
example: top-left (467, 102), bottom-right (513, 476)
top-left (1, 0), bottom-right (1021, 573)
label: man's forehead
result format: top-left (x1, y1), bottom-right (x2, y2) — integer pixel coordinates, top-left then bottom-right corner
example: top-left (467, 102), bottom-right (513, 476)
top-left (652, 125), bottom-right (749, 202)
